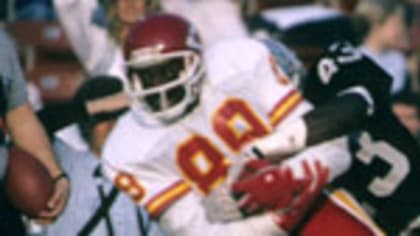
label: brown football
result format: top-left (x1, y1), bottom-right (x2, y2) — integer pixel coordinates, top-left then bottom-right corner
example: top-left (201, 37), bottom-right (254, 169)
top-left (4, 147), bottom-right (54, 218)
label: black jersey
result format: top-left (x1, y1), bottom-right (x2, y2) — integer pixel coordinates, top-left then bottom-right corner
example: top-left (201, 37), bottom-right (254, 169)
top-left (303, 42), bottom-right (420, 235)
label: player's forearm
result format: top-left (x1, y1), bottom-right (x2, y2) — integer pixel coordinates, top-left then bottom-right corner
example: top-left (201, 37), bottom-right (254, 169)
top-left (252, 94), bottom-right (369, 157)
top-left (283, 137), bottom-right (351, 182)
top-left (6, 104), bottom-right (63, 177)
top-left (159, 193), bottom-right (285, 236)
top-left (304, 94), bottom-right (369, 144)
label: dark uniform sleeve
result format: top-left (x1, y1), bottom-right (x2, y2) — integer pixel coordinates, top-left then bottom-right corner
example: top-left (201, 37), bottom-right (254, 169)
top-left (303, 41), bottom-right (392, 115)
top-left (298, 42), bottom-right (394, 145)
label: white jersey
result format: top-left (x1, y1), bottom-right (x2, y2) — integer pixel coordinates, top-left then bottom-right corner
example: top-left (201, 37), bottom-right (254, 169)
top-left (102, 39), bottom-right (350, 236)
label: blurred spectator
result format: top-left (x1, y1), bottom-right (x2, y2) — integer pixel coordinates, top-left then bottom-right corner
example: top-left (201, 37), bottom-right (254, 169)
top-left (53, 0), bottom-right (155, 149)
top-left (246, 0), bottom-right (358, 47)
top-left (53, 0), bottom-right (157, 79)
top-left (15, 0), bottom-right (56, 21)
top-left (354, 0), bottom-right (412, 95)
top-left (392, 92), bottom-right (420, 139)
top-left (99, 0), bottom-right (160, 45)
top-left (1, 0), bottom-right (56, 21)
top-left (37, 77), bottom-right (165, 236)
top-left (0, 28), bottom-right (69, 234)
top-left (317, 0), bottom-right (359, 14)
top-left (28, 75), bottom-right (168, 235)
top-left (161, 0), bottom-right (249, 46)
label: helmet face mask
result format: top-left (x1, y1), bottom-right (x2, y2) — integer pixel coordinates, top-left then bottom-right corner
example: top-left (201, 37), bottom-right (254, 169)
top-left (123, 14), bottom-right (204, 125)
top-left (127, 47), bottom-right (203, 124)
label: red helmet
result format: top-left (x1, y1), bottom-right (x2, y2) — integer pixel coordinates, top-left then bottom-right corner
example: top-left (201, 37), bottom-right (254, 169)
top-left (124, 14), bottom-right (204, 124)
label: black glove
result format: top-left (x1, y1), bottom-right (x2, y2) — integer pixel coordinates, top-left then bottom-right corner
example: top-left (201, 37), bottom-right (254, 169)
top-left (73, 75), bottom-right (128, 124)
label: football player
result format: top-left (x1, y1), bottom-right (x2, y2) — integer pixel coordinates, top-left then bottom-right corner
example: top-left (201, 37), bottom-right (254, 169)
top-left (102, 14), bottom-right (378, 235)
top-left (237, 41), bottom-right (420, 235)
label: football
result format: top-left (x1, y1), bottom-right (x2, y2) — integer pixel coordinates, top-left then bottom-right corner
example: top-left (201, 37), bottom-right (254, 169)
top-left (4, 146), bottom-right (54, 218)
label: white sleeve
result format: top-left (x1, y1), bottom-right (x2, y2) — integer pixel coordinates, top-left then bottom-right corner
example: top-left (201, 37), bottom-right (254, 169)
top-left (53, 0), bottom-right (118, 75)
top-left (243, 40), bottom-right (313, 157)
top-left (159, 192), bottom-right (286, 236)
top-left (283, 137), bottom-right (351, 182)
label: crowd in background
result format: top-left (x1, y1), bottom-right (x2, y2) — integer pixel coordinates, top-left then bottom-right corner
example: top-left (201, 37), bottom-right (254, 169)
top-left (1, 0), bottom-right (420, 235)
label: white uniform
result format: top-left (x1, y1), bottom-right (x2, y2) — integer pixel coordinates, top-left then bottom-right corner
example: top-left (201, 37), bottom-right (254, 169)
top-left (102, 39), bottom-right (351, 236)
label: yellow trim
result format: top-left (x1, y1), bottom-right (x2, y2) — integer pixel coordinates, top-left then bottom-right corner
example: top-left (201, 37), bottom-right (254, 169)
top-left (270, 92), bottom-right (302, 125)
top-left (147, 182), bottom-right (190, 214)
top-left (331, 189), bottom-right (387, 236)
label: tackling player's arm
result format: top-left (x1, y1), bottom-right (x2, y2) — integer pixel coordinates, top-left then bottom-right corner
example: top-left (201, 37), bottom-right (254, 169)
top-left (250, 42), bottom-right (384, 158)
top-left (251, 93), bottom-right (371, 158)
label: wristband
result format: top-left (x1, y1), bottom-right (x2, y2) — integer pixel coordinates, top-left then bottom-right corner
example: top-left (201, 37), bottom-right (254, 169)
top-left (52, 172), bottom-right (69, 184)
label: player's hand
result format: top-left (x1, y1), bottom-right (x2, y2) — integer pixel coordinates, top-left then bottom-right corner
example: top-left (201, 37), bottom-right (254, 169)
top-left (235, 159), bottom-right (272, 181)
top-left (273, 160), bottom-right (329, 232)
top-left (36, 176), bottom-right (70, 224)
top-left (232, 160), bottom-right (306, 214)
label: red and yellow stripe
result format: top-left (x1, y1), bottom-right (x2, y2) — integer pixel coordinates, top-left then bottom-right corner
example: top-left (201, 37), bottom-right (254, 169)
top-left (145, 180), bottom-right (191, 218)
top-left (331, 189), bottom-right (386, 236)
top-left (269, 90), bottom-right (303, 126)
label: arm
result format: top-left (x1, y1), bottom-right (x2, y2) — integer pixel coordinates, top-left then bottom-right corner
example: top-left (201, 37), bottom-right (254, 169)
top-left (6, 104), bottom-right (62, 177)
top-left (250, 42), bottom-right (381, 158)
top-left (53, 0), bottom-right (93, 71)
top-left (303, 93), bottom-right (369, 145)
top-left (5, 100), bottom-right (70, 224)
top-left (282, 137), bottom-right (351, 182)
top-left (36, 75), bottom-right (129, 138)
top-left (103, 158), bottom-right (287, 236)
top-left (102, 142), bottom-right (286, 236)
top-left (102, 162), bottom-right (286, 236)
top-left (0, 29), bottom-right (69, 222)
top-left (251, 93), bottom-right (370, 157)
top-left (0, 29), bottom-right (64, 176)
top-left (159, 192), bottom-right (285, 236)
top-left (36, 91), bottom-right (128, 137)
top-left (53, 0), bottom-right (118, 75)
